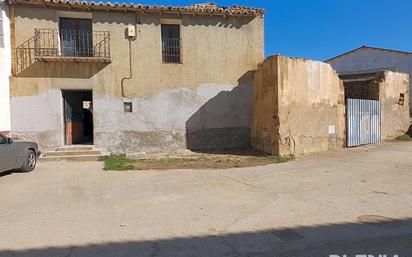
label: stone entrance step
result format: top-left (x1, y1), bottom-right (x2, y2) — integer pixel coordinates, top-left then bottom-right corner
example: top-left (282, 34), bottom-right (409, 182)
top-left (56, 145), bottom-right (94, 151)
top-left (44, 150), bottom-right (102, 157)
top-left (40, 145), bottom-right (104, 162)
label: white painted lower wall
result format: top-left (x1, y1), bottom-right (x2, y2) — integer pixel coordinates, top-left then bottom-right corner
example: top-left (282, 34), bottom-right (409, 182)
top-left (0, 1), bottom-right (11, 134)
top-left (11, 82), bottom-right (254, 152)
top-left (11, 90), bottom-right (64, 148)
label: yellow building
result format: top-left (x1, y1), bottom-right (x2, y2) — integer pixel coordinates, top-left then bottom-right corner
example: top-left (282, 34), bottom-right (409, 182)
top-left (9, 0), bottom-right (264, 153)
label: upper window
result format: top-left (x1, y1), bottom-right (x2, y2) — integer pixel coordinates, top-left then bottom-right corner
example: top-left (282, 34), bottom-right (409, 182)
top-left (0, 9), bottom-right (4, 48)
top-left (161, 24), bottom-right (181, 63)
top-left (59, 18), bottom-right (93, 57)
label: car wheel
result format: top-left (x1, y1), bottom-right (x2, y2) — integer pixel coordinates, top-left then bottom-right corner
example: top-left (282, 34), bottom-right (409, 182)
top-left (20, 149), bottom-right (37, 172)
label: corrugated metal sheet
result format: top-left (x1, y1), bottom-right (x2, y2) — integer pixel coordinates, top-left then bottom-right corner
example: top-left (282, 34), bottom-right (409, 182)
top-left (347, 98), bottom-right (381, 147)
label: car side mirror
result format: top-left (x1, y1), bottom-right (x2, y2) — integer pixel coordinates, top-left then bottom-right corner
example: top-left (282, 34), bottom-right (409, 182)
top-left (7, 137), bottom-right (13, 144)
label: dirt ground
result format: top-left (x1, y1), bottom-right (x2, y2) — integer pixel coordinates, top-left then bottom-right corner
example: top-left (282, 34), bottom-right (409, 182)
top-left (104, 151), bottom-right (294, 170)
top-left (0, 142), bottom-right (412, 257)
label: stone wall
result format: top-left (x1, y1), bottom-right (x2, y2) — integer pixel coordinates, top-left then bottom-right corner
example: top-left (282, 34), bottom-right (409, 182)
top-left (10, 5), bottom-right (264, 152)
top-left (252, 55), bottom-right (346, 156)
top-left (379, 71), bottom-right (410, 140)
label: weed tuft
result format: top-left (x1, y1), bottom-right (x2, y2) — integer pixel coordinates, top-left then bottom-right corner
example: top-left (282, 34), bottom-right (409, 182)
top-left (103, 154), bottom-right (136, 170)
top-left (395, 134), bottom-right (412, 142)
top-left (271, 155), bottom-right (295, 164)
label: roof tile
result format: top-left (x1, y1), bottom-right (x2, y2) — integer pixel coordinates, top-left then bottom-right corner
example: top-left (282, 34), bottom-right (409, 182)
top-left (11, 0), bottom-right (265, 17)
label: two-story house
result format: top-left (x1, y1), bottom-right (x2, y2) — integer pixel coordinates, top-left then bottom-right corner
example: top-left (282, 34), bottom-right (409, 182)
top-left (9, 0), bottom-right (264, 153)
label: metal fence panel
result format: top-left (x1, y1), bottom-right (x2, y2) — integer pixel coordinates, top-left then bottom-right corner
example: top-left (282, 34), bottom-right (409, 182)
top-left (347, 98), bottom-right (381, 147)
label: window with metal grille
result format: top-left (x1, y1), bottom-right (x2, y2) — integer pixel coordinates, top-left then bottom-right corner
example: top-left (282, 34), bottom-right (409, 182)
top-left (161, 24), bottom-right (181, 63)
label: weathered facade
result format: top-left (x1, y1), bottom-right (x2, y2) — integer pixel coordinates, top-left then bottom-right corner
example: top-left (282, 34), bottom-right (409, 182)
top-left (251, 55), bottom-right (346, 156)
top-left (380, 71), bottom-right (410, 139)
top-left (9, 0), bottom-right (264, 152)
top-left (0, 0), bottom-right (11, 136)
top-left (327, 46), bottom-right (412, 116)
top-left (341, 70), bottom-right (410, 141)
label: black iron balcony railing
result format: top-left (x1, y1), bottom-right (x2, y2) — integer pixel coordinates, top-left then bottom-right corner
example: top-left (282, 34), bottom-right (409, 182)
top-left (15, 28), bottom-right (110, 73)
top-left (34, 29), bottom-right (110, 58)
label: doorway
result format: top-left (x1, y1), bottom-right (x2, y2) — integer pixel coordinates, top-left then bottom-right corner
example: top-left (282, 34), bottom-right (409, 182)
top-left (62, 90), bottom-right (93, 145)
top-left (341, 73), bottom-right (381, 147)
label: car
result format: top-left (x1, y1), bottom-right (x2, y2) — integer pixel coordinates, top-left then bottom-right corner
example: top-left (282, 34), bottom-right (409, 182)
top-left (0, 134), bottom-right (41, 173)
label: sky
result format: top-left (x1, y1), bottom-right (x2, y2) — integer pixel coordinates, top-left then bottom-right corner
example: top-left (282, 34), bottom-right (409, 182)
top-left (119, 0), bottom-right (412, 61)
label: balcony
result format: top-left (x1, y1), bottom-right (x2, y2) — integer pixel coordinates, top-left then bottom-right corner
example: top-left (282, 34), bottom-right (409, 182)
top-left (16, 29), bottom-right (110, 73)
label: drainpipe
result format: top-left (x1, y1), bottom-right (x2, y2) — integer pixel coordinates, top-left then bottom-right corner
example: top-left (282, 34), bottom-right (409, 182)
top-left (120, 12), bottom-right (139, 104)
top-left (120, 38), bottom-right (132, 98)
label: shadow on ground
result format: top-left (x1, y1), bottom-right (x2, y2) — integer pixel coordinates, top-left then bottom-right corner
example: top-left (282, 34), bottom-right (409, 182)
top-left (2, 218), bottom-right (411, 257)
top-left (0, 171), bottom-right (12, 178)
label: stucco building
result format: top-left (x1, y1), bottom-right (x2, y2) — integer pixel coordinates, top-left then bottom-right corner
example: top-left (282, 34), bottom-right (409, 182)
top-left (339, 70), bottom-right (410, 142)
top-left (327, 46), bottom-right (412, 116)
top-left (251, 55), bottom-right (409, 156)
top-left (0, 0), bottom-right (11, 136)
top-left (9, 0), bottom-right (264, 153)
top-left (251, 55), bottom-right (346, 156)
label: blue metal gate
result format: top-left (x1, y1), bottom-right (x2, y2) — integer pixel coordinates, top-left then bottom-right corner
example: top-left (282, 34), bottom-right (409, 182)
top-left (346, 98), bottom-right (381, 147)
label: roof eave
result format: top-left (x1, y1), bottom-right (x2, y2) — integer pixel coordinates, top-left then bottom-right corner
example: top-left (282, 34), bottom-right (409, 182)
top-left (326, 45), bottom-right (412, 63)
top-left (10, 0), bottom-right (265, 17)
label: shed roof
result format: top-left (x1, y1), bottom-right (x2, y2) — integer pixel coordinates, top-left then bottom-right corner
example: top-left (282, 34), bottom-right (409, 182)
top-left (9, 0), bottom-right (265, 17)
top-left (326, 45), bottom-right (412, 63)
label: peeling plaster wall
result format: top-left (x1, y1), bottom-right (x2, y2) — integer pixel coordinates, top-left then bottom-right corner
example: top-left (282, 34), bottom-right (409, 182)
top-left (10, 5), bottom-right (263, 152)
top-left (0, 1), bottom-right (11, 134)
top-left (94, 82), bottom-right (253, 153)
top-left (379, 71), bottom-right (410, 140)
top-left (252, 55), bottom-right (345, 156)
top-left (11, 82), bottom-right (253, 152)
top-left (251, 57), bottom-right (279, 155)
top-left (328, 48), bottom-right (412, 116)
